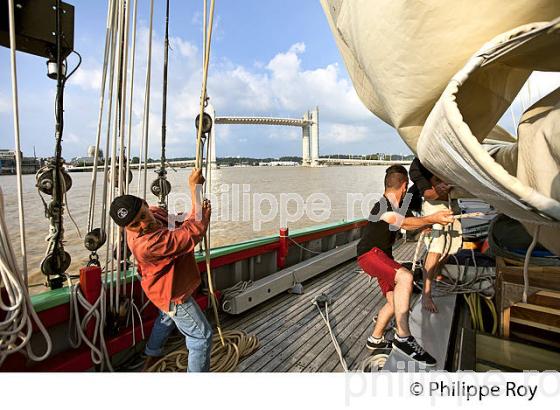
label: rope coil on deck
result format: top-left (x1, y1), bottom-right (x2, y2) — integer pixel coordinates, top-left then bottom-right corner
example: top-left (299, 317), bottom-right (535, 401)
top-left (146, 330), bottom-right (259, 372)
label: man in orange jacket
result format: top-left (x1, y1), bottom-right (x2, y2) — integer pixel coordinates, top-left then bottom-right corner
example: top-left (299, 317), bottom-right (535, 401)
top-left (109, 169), bottom-right (212, 372)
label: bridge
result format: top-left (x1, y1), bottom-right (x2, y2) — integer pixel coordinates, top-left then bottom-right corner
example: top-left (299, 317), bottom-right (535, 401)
top-left (67, 106), bottom-right (411, 172)
top-left (318, 157), bottom-right (411, 166)
top-left (213, 107), bottom-right (320, 167)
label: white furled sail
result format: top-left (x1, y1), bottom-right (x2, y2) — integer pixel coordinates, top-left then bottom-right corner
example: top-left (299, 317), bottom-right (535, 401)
top-left (321, 0), bottom-right (560, 255)
top-left (417, 21), bottom-right (560, 255)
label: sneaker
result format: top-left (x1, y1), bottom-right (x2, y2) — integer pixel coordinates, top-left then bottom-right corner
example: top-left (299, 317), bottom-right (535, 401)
top-left (392, 335), bottom-right (437, 366)
top-left (366, 336), bottom-right (392, 351)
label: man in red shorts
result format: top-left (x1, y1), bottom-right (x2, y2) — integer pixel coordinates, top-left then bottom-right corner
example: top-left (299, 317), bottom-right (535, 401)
top-left (357, 165), bottom-right (453, 366)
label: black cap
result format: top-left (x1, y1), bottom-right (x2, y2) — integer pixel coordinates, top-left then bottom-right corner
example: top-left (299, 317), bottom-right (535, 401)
top-left (109, 195), bottom-right (144, 227)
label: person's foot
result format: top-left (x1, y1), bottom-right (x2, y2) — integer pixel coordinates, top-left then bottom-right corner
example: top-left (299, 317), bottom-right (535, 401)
top-left (141, 355), bottom-right (162, 372)
top-left (393, 335), bottom-right (437, 367)
top-left (366, 336), bottom-right (392, 351)
top-left (422, 294), bottom-right (438, 313)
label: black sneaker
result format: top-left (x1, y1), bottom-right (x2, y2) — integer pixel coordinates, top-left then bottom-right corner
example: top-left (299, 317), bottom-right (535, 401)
top-left (366, 336), bottom-right (392, 351)
top-left (393, 335), bottom-right (437, 366)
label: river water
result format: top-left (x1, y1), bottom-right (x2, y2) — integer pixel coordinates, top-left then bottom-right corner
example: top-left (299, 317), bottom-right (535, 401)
top-left (1, 165), bottom-right (387, 290)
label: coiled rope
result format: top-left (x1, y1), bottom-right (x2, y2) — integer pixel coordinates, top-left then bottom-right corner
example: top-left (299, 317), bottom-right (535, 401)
top-left (67, 281), bottom-right (113, 371)
top-left (147, 330), bottom-right (259, 372)
top-left (0, 188), bottom-right (52, 366)
top-left (149, 0), bottom-right (259, 372)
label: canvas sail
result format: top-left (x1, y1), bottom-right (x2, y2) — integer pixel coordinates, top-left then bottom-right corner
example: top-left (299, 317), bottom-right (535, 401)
top-left (321, 1), bottom-right (560, 255)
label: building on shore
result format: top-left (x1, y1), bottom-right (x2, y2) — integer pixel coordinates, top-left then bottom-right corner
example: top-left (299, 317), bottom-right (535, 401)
top-left (0, 149), bottom-right (41, 175)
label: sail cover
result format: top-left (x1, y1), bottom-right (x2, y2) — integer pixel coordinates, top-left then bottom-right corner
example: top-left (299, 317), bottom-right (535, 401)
top-left (320, 0), bottom-right (560, 148)
top-left (321, 1), bottom-right (560, 255)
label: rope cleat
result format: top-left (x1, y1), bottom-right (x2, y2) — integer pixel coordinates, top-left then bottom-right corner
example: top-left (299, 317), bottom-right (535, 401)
top-left (313, 293), bottom-right (332, 308)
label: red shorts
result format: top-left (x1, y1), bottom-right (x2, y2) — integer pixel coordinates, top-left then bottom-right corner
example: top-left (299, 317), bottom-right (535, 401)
top-left (357, 247), bottom-right (402, 296)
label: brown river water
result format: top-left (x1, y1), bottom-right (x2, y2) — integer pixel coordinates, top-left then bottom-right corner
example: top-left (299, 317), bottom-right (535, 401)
top-left (1, 165), bottom-right (387, 291)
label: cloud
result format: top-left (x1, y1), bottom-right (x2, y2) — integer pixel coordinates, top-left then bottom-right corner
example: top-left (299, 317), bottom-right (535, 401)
top-left (325, 124), bottom-right (369, 143)
top-left (0, 24), bottom-right (406, 159)
top-left (70, 63), bottom-right (103, 91)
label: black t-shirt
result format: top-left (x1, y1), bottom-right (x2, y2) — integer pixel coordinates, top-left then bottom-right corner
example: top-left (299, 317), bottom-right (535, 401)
top-left (356, 195), bottom-right (412, 258)
top-left (409, 157), bottom-right (433, 197)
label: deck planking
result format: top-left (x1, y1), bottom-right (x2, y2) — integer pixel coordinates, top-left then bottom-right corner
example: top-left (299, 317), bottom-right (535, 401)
top-left (223, 240), bottom-right (418, 372)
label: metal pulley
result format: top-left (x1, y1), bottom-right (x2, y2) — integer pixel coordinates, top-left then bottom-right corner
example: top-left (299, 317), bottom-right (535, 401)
top-left (151, 169), bottom-right (172, 198)
top-left (35, 158), bottom-right (72, 196)
top-left (40, 248), bottom-right (71, 277)
top-left (84, 228), bottom-right (107, 252)
top-left (195, 112), bottom-right (213, 135)
top-left (108, 165), bottom-right (133, 189)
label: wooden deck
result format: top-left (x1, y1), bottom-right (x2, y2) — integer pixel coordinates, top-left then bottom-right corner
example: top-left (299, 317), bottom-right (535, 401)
top-left (222, 240), bottom-right (419, 372)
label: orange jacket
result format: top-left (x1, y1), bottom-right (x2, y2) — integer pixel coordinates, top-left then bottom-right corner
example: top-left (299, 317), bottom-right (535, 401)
top-left (127, 206), bottom-right (209, 313)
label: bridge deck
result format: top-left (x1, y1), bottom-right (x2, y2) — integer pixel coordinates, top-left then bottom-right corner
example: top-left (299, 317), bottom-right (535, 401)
top-left (222, 240), bottom-right (418, 372)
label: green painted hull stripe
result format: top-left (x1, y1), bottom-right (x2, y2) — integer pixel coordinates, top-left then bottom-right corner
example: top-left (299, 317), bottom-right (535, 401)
top-left (31, 218), bottom-right (364, 313)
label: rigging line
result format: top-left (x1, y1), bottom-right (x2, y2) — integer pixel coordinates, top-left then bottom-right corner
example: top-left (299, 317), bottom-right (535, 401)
top-left (125, 0), bottom-right (138, 196)
top-left (195, 0), bottom-right (215, 169)
top-left (139, 0), bottom-right (155, 199)
top-left (7, 0), bottom-right (28, 285)
top-left (108, 0), bottom-right (127, 311)
top-left (116, 0), bottom-right (132, 307)
top-left (124, 0), bottom-right (139, 306)
top-left (193, 0), bottom-right (224, 346)
top-left (87, 0), bottom-right (117, 233)
top-left (160, 0), bottom-right (170, 174)
top-left (102, 0), bottom-right (119, 304)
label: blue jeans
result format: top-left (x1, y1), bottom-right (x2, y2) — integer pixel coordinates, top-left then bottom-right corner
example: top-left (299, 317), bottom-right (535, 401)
top-left (145, 297), bottom-right (213, 372)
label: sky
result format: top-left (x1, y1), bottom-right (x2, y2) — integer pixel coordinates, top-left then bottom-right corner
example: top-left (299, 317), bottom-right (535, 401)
top-left (0, 0), bottom-right (407, 160)
top-left (1, 1), bottom-right (559, 160)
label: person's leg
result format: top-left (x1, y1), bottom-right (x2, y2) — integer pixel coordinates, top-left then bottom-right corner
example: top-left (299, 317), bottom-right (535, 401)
top-left (371, 292), bottom-right (394, 338)
top-left (145, 310), bottom-right (176, 357)
top-left (142, 311), bottom-right (177, 371)
top-left (422, 252), bottom-right (440, 313)
top-left (172, 297), bottom-right (213, 372)
top-left (391, 267), bottom-right (437, 366)
top-left (393, 267), bottom-right (414, 337)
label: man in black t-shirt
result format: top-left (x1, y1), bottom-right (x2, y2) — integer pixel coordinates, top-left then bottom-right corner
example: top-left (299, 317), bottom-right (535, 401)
top-left (357, 165), bottom-right (453, 366)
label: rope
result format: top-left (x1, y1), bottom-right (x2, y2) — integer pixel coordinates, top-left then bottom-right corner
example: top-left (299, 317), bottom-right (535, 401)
top-left (359, 353), bottom-right (389, 372)
top-left (67, 279), bottom-right (113, 371)
top-left (221, 281), bottom-right (253, 312)
top-left (312, 298), bottom-right (348, 371)
top-left (146, 329), bottom-right (259, 372)
top-left (138, 0), bottom-right (154, 199)
top-left (285, 236), bottom-right (322, 255)
top-left (87, 0), bottom-right (116, 234)
top-left (522, 225), bottom-right (540, 303)
top-left (7, 0), bottom-right (28, 287)
top-left (0, 187), bottom-right (52, 366)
